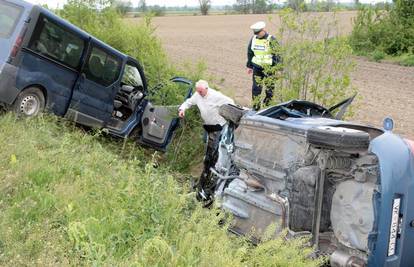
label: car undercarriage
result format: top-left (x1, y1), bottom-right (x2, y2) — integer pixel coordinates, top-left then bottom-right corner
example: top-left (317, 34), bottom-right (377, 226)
top-left (211, 99), bottom-right (388, 266)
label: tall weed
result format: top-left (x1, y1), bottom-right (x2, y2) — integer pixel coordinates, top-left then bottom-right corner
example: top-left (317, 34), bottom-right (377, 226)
top-left (260, 9), bottom-right (356, 112)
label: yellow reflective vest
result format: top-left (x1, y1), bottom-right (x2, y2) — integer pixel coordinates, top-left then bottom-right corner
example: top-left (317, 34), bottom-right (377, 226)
top-left (251, 35), bottom-right (273, 67)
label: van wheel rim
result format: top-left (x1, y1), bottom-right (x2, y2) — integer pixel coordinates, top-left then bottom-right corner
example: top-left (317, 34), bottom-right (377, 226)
top-left (20, 95), bottom-right (39, 116)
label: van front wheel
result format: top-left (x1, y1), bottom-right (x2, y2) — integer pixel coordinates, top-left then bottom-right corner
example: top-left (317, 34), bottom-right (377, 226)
top-left (13, 87), bottom-right (45, 117)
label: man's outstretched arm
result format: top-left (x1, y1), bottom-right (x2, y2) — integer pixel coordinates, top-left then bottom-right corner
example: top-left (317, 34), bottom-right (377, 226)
top-left (178, 94), bottom-right (197, 118)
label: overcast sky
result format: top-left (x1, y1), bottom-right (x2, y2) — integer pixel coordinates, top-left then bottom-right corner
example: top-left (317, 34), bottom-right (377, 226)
top-left (27, 0), bottom-right (390, 8)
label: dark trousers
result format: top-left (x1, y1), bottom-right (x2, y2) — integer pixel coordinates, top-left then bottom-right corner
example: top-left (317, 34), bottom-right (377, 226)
top-left (252, 68), bottom-right (273, 110)
top-left (199, 126), bottom-right (222, 195)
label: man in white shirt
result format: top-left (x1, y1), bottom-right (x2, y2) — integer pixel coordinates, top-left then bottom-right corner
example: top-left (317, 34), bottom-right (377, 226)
top-left (179, 80), bottom-right (234, 201)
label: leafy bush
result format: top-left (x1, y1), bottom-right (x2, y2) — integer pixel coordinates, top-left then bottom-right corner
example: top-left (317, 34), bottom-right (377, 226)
top-left (371, 49), bottom-right (386, 62)
top-left (0, 114), bottom-right (322, 266)
top-left (399, 53), bottom-right (414, 66)
top-left (260, 9), bottom-right (356, 112)
top-left (349, 1), bottom-right (414, 60)
top-left (147, 5), bottom-right (166, 17)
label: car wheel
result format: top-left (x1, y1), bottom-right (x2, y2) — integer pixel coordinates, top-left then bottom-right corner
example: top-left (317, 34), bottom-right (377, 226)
top-left (219, 104), bottom-right (247, 125)
top-left (307, 126), bottom-right (370, 151)
top-left (13, 87), bottom-right (45, 117)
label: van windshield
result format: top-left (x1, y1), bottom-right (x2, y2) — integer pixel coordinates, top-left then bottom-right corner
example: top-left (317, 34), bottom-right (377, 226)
top-left (0, 2), bottom-right (23, 38)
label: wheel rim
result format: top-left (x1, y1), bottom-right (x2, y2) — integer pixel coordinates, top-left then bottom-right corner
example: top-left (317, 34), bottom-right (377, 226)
top-left (19, 95), bottom-right (40, 116)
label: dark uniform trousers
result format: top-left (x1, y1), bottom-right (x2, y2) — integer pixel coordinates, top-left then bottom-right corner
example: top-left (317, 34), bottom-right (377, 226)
top-left (252, 68), bottom-right (274, 110)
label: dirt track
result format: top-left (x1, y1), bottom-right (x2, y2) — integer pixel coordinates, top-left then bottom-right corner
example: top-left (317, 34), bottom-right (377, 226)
top-left (133, 12), bottom-right (414, 139)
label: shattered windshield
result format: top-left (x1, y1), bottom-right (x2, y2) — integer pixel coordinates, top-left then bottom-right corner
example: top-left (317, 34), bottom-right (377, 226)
top-left (122, 64), bottom-right (143, 87)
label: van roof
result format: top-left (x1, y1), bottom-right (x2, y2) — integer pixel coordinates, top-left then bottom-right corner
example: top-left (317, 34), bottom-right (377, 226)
top-left (14, 0), bottom-right (129, 61)
top-left (36, 6), bottom-right (128, 60)
top-left (4, 0), bottom-right (33, 9)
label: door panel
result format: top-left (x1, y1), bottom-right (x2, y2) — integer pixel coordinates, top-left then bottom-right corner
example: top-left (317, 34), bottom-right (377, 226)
top-left (141, 103), bottom-right (177, 145)
top-left (140, 77), bottom-right (193, 150)
top-left (67, 43), bottom-right (122, 127)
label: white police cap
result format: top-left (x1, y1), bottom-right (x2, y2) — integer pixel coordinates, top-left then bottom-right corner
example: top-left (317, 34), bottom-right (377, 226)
top-left (250, 21), bottom-right (266, 32)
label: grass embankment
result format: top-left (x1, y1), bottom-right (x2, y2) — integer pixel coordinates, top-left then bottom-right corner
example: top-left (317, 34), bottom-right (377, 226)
top-left (0, 114), bottom-right (321, 266)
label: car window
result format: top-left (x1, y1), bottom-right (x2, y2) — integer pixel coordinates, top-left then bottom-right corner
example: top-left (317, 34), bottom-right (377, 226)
top-left (29, 15), bottom-right (85, 69)
top-left (0, 1), bottom-right (23, 38)
top-left (122, 64), bottom-right (143, 87)
top-left (84, 46), bottom-right (121, 87)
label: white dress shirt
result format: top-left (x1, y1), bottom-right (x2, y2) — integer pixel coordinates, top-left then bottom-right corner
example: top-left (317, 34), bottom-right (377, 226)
top-left (179, 88), bottom-right (235, 126)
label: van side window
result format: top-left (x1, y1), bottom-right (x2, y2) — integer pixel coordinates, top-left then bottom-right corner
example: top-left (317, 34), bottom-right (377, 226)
top-left (84, 46), bottom-right (121, 87)
top-left (29, 16), bottom-right (84, 69)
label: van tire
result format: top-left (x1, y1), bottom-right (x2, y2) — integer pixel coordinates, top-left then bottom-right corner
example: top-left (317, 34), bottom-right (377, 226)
top-left (13, 87), bottom-right (46, 117)
top-left (219, 104), bottom-right (246, 125)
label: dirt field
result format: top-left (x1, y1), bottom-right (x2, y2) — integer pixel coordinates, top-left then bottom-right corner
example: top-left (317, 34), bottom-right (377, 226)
top-left (133, 12), bottom-right (414, 139)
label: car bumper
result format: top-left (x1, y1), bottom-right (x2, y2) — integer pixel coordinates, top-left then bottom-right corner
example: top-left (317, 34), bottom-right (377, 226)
top-left (0, 63), bottom-right (20, 106)
top-left (368, 133), bottom-right (414, 267)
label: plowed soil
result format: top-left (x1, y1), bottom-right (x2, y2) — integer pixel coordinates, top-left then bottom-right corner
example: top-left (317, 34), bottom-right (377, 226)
top-left (132, 12), bottom-right (414, 139)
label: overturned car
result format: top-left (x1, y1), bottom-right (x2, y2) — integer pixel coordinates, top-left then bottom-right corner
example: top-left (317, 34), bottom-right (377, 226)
top-left (211, 99), bottom-right (414, 267)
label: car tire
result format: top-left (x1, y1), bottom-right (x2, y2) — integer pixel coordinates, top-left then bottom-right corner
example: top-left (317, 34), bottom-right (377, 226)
top-left (13, 87), bottom-right (45, 117)
top-left (219, 104), bottom-right (246, 125)
top-left (307, 126), bottom-right (370, 151)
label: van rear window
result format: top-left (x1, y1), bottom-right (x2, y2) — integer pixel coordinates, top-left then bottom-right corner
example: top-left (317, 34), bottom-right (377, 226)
top-left (0, 1), bottom-right (23, 38)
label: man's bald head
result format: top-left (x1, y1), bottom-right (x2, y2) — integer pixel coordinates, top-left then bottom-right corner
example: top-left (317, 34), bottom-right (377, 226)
top-left (195, 80), bottom-right (209, 97)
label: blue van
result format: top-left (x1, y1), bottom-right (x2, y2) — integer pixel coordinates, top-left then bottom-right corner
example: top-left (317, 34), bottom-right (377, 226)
top-left (0, 0), bottom-right (192, 151)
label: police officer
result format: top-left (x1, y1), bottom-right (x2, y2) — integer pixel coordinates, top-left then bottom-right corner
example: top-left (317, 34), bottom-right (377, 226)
top-left (246, 21), bottom-right (280, 110)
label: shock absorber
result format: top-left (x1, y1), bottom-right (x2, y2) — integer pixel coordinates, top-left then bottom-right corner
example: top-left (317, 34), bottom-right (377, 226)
top-left (326, 156), bottom-right (352, 170)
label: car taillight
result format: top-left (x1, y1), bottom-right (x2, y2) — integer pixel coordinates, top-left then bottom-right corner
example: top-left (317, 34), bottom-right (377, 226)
top-left (10, 28), bottom-right (27, 59)
top-left (10, 36), bottom-right (23, 58)
top-left (405, 139), bottom-right (414, 155)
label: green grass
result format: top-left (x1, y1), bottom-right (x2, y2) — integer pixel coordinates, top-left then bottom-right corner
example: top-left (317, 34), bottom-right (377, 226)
top-left (387, 53), bottom-right (414, 67)
top-left (352, 48), bottom-right (414, 67)
top-left (0, 114), bottom-right (322, 266)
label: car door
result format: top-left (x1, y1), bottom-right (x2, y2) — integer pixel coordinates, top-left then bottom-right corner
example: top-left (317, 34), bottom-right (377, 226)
top-left (139, 77), bottom-right (193, 151)
top-left (66, 42), bottom-right (122, 128)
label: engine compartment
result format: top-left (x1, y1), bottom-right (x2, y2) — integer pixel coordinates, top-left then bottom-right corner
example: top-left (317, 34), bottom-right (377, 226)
top-left (214, 115), bottom-right (380, 266)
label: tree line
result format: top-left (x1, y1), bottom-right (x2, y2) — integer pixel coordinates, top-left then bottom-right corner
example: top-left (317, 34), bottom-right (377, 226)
top-left (114, 0), bottom-right (390, 16)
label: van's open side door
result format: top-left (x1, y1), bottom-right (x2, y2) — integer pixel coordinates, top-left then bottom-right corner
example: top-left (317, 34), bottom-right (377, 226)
top-left (139, 77), bottom-right (192, 151)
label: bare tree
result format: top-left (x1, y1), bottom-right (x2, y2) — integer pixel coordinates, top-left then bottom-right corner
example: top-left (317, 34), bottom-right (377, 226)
top-left (287, 0), bottom-right (305, 11)
top-left (252, 0), bottom-right (272, 14)
top-left (139, 0), bottom-right (147, 12)
top-left (114, 0), bottom-right (132, 15)
top-left (199, 0), bottom-right (211, 15)
top-left (326, 0), bottom-right (335, 11)
top-left (234, 0), bottom-right (251, 14)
